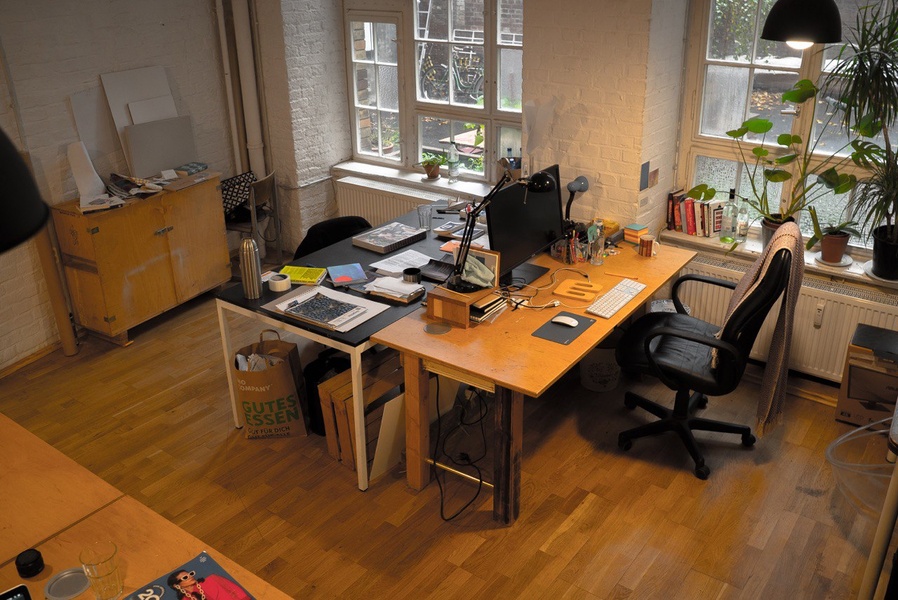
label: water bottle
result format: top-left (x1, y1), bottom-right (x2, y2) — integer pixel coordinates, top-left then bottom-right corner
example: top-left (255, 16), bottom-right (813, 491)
top-left (735, 200), bottom-right (749, 243)
top-left (239, 237), bottom-right (263, 299)
top-left (506, 147), bottom-right (515, 169)
top-left (720, 188), bottom-right (737, 244)
top-left (447, 143), bottom-right (459, 183)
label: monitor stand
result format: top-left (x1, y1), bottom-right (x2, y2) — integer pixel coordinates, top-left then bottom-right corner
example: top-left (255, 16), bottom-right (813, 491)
top-left (499, 263), bottom-right (550, 287)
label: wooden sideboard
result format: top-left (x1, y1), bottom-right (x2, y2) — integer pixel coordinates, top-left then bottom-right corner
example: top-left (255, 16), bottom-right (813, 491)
top-left (51, 176), bottom-right (231, 344)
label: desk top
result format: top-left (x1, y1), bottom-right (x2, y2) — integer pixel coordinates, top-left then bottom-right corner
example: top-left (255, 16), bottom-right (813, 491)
top-left (372, 244), bottom-right (696, 397)
top-left (0, 414), bottom-right (123, 564)
top-left (0, 495), bottom-right (292, 600)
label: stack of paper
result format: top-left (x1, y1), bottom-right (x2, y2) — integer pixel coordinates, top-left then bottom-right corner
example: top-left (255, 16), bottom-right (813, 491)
top-left (364, 277), bottom-right (425, 302)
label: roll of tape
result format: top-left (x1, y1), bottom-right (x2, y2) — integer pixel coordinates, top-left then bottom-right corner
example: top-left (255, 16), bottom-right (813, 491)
top-left (269, 273), bottom-right (291, 292)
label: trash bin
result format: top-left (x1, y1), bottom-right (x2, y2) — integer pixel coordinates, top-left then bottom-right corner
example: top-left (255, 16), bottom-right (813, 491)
top-left (825, 416), bottom-right (894, 519)
top-left (580, 330), bottom-right (621, 392)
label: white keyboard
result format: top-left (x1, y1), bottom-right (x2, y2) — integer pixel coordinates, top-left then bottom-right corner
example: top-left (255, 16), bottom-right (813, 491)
top-left (586, 278), bottom-right (647, 319)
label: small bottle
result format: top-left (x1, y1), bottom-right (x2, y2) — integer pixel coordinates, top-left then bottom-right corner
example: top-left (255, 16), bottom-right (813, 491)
top-left (735, 199), bottom-right (749, 243)
top-left (720, 188), bottom-right (737, 244)
top-left (506, 147), bottom-right (515, 169)
top-left (447, 143), bottom-right (459, 183)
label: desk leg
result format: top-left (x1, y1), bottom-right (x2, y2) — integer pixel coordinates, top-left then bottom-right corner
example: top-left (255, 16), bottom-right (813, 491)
top-left (349, 349), bottom-right (369, 491)
top-left (404, 354), bottom-right (430, 490)
top-left (859, 460), bottom-right (898, 599)
top-left (216, 301), bottom-right (242, 428)
top-left (494, 386), bottom-right (523, 525)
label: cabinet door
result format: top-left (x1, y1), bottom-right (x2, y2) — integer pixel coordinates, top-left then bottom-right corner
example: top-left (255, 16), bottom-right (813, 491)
top-left (92, 200), bottom-right (178, 332)
top-left (161, 178), bottom-right (231, 302)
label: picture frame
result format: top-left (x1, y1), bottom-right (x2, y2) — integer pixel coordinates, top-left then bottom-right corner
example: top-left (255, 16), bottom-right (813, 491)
top-left (453, 246), bottom-right (501, 289)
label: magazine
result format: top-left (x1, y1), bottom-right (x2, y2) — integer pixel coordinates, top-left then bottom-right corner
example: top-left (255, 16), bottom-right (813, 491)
top-left (279, 291), bottom-right (367, 330)
top-left (352, 222), bottom-right (426, 254)
top-left (326, 262), bottom-right (368, 286)
top-left (124, 552), bottom-right (253, 600)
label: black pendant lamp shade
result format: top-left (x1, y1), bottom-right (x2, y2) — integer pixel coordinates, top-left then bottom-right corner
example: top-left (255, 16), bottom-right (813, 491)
top-left (0, 128), bottom-right (49, 252)
top-left (761, 0), bottom-right (842, 46)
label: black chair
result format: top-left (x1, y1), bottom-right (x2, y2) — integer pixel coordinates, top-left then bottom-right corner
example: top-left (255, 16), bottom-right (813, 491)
top-left (293, 216), bottom-right (371, 260)
top-left (614, 244), bottom-right (794, 479)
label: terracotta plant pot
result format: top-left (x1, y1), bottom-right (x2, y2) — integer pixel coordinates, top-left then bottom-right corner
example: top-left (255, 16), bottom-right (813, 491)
top-left (422, 163), bottom-right (441, 179)
top-left (760, 215), bottom-right (794, 247)
top-left (820, 231), bottom-right (850, 264)
top-left (872, 225), bottom-right (898, 280)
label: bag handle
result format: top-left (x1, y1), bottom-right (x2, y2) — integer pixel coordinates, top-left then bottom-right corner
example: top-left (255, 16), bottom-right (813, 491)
top-left (259, 329), bottom-right (282, 342)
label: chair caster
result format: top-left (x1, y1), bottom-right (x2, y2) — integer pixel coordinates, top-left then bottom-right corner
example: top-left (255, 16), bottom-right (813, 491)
top-left (623, 395), bottom-right (637, 410)
top-left (696, 395), bottom-right (708, 409)
top-left (694, 463), bottom-right (710, 480)
top-left (618, 435), bottom-right (633, 451)
top-left (742, 433), bottom-right (756, 447)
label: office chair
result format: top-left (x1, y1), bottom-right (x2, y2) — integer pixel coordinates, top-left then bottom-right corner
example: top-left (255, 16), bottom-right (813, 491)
top-left (614, 229), bottom-right (797, 480)
top-left (293, 216), bottom-right (371, 260)
top-left (224, 172), bottom-right (278, 252)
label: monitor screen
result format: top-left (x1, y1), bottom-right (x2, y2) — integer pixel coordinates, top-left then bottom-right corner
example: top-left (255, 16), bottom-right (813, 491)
top-left (486, 164), bottom-right (564, 286)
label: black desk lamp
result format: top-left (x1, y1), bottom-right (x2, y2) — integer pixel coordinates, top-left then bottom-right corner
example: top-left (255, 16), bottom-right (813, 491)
top-left (761, 0), bottom-right (841, 49)
top-left (447, 168), bottom-right (557, 293)
top-left (1, 128), bottom-right (50, 252)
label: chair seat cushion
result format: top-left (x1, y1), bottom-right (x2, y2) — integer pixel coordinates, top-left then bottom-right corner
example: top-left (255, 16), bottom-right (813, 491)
top-left (615, 312), bottom-right (726, 393)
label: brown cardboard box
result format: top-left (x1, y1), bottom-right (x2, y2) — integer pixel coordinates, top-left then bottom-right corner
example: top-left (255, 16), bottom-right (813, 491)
top-left (836, 325), bottom-right (898, 427)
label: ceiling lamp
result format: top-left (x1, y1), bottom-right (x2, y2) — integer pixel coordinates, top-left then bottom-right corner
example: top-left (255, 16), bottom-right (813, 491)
top-left (760, 0), bottom-right (842, 50)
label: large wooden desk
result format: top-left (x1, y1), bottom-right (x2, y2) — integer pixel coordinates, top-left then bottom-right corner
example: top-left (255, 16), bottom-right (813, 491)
top-left (371, 245), bottom-right (696, 524)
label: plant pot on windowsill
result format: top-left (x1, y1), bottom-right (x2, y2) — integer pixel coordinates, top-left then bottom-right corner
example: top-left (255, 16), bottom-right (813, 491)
top-left (422, 163), bottom-right (441, 179)
top-left (761, 215), bottom-right (794, 247)
top-left (820, 232), bottom-right (851, 263)
top-left (871, 225), bottom-right (898, 280)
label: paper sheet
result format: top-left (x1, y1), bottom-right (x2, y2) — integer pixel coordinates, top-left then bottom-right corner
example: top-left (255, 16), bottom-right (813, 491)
top-left (368, 249), bottom-right (432, 276)
top-left (68, 141), bottom-right (108, 208)
top-left (262, 285), bottom-right (389, 332)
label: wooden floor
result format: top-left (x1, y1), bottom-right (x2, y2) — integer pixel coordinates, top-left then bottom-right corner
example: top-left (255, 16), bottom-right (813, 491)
top-left (0, 292), bottom-right (887, 598)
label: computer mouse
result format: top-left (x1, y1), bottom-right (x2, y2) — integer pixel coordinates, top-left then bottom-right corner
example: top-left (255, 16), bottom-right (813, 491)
top-left (551, 315), bottom-right (579, 328)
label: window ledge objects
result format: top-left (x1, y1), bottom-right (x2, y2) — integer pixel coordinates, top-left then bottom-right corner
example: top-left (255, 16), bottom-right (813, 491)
top-left (332, 161), bottom-right (491, 204)
top-left (659, 229), bottom-right (898, 292)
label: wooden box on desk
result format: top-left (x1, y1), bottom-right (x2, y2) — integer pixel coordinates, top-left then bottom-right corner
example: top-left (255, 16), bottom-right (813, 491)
top-left (317, 349), bottom-right (404, 474)
top-left (836, 327), bottom-right (898, 427)
top-left (426, 285), bottom-right (495, 329)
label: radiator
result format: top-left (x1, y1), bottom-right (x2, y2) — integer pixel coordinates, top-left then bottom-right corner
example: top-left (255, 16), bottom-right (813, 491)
top-left (335, 176), bottom-right (458, 226)
top-left (676, 254), bottom-right (898, 383)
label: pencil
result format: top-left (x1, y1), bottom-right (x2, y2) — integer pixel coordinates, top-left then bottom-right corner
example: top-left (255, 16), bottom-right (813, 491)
top-left (605, 272), bottom-right (638, 279)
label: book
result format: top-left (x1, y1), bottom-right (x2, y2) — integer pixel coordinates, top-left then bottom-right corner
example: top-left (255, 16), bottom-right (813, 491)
top-left (666, 189), bottom-right (683, 230)
top-left (327, 262), bottom-right (368, 286)
top-left (175, 161), bottom-right (208, 177)
top-left (437, 223), bottom-right (486, 241)
top-left (123, 552), bottom-right (251, 600)
top-left (278, 290), bottom-right (367, 330)
top-left (279, 265), bottom-right (326, 285)
top-left (352, 222), bottom-right (427, 254)
top-left (684, 198), bottom-right (696, 235)
top-left (433, 220), bottom-right (466, 235)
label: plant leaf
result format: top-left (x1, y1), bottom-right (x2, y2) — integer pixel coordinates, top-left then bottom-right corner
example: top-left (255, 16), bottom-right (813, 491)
top-left (726, 126), bottom-right (749, 138)
top-left (764, 168), bottom-right (792, 183)
top-left (743, 118), bottom-right (773, 134)
top-left (776, 133), bottom-right (801, 146)
top-left (752, 147), bottom-right (770, 158)
top-left (775, 153), bottom-right (798, 165)
top-left (782, 79), bottom-right (818, 103)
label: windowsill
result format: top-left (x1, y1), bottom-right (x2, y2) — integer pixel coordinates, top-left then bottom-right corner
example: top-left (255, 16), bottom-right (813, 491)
top-left (332, 161), bottom-right (492, 202)
top-left (659, 229), bottom-right (898, 292)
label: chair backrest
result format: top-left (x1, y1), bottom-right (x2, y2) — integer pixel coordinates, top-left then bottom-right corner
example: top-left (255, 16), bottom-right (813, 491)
top-left (250, 172), bottom-right (276, 207)
top-left (293, 216), bottom-right (372, 260)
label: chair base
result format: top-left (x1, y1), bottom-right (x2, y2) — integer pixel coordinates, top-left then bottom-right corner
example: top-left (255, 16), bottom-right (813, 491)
top-left (618, 389), bottom-right (756, 480)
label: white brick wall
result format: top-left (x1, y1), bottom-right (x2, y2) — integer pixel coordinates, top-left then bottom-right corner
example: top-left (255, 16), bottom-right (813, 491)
top-left (0, 0), bottom-right (234, 371)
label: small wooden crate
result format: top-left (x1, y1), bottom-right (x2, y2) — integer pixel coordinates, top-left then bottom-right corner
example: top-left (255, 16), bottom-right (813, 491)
top-left (317, 349), bottom-right (404, 473)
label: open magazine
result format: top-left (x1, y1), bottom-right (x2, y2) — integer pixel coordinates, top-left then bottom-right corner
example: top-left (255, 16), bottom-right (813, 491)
top-left (124, 552), bottom-right (254, 600)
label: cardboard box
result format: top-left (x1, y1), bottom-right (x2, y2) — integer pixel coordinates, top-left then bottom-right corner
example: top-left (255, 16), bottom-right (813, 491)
top-left (836, 324), bottom-right (898, 427)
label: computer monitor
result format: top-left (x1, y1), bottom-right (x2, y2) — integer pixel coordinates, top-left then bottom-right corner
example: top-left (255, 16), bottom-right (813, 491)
top-left (486, 164), bottom-right (564, 287)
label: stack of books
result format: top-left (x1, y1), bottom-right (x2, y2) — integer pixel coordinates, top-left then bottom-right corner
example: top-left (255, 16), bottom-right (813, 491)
top-left (623, 223), bottom-right (649, 244)
top-left (666, 189), bottom-right (724, 238)
top-left (352, 222), bottom-right (427, 254)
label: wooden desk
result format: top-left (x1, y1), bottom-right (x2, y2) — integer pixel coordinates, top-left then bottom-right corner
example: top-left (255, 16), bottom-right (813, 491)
top-left (0, 414), bottom-right (123, 564)
top-left (0, 496), bottom-right (291, 600)
top-left (372, 245), bottom-right (696, 524)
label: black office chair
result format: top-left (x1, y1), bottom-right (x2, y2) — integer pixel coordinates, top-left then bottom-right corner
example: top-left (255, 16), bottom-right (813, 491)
top-left (614, 237), bottom-right (796, 480)
top-left (293, 216), bottom-right (371, 260)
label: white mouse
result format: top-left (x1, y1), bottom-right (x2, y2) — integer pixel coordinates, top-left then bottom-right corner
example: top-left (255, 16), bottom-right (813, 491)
top-left (551, 315), bottom-right (579, 328)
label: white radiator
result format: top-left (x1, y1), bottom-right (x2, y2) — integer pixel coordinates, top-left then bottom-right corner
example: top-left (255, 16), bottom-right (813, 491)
top-left (335, 176), bottom-right (457, 226)
top-left (676, 254), bottom-right (898, 383)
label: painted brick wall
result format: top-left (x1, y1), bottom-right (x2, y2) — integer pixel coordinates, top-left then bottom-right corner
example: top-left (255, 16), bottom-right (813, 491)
top-left (0, 0), bottom-right (234, 371)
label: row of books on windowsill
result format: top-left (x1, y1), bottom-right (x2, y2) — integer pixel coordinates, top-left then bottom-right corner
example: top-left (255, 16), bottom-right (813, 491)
top-left (666, 188), bottom-right (725, 238)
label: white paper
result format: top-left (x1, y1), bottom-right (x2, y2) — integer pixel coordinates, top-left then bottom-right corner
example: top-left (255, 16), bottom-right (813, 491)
top-left (128, 95), bottom-right (177, 124)
top-left (68, 141), bottom-right (108, 207)
top-left (523, 97), bottom-right (558, 154)
top-left (364, 276), bottom-right (424, 298)
top-left (369, 249), bottom-right (432, 276)
top-left (264, 285), bottom-right (389, 332)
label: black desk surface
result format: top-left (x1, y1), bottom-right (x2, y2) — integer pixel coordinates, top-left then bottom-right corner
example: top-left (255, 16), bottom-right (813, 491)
top-left (217, 211), bottom-right (456, 346)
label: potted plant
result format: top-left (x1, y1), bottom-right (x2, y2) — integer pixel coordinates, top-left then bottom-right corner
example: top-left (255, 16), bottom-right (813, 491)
top-left (688, 79), bottom-right (860, 246)
top-left (825, 0), bottom-right (898, 279)
top-left (417, 152), bottom-right (446, 179)
top-left (805, 206), bottom-right (860, 264)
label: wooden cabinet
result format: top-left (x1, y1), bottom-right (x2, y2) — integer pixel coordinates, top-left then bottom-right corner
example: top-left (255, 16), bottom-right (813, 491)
top-left (51, 176), bottom-right (231, 344)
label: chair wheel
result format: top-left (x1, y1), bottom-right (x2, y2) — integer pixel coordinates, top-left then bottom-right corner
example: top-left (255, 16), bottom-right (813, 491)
top-left (696, 395), bottom-right (708, 409)
top-left (742, 433), bottom-right (756, 447)
top-left (623, 395), bottom-right (637, 410)
top-left (694, 464), bottom-right (710, 480)
top-left (618, 436), bottom-right (633, 451)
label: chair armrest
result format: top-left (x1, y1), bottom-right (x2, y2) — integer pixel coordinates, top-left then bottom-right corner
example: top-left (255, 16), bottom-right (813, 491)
top-left (642, 326), bottom-right (743, 389)
top-left (671, 274), bottom-right (737, 314)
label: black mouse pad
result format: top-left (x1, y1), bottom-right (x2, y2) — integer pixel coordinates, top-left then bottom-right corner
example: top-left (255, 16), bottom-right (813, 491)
top-left (531, 311), bottom-right (595, 345)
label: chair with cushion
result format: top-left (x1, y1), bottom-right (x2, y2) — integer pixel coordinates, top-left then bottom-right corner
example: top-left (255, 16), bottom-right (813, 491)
top-left (614, 222), bottom-right (803, 479)
top-left (293, 216), bottom-right (371, 260)
top-left (224, 172), bottom-right (279, 253)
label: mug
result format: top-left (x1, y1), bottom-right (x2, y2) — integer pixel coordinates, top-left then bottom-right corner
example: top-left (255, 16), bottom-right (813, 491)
top-left (638, 234), bottom-right (659, 257)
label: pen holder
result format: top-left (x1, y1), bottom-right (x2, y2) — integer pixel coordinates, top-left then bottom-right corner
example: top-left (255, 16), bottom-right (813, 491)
top-left (551, 238), bottom-right (588, 265)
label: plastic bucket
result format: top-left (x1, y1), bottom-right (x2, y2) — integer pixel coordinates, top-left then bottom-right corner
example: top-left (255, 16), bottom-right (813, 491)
top-left (825, 417), bottom-right (894, 519)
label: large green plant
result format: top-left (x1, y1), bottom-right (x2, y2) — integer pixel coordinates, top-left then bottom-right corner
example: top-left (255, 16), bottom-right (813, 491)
top-left (688, 79), bottom-right (861, 224)
top-left (825, 0), bottom-right (898, 244)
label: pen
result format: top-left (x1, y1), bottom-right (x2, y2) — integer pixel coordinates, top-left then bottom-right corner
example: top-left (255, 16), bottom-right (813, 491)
top-left (605, 272), bottom-right (638, 279)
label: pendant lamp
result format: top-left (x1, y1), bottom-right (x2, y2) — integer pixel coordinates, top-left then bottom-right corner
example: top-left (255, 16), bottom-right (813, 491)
top-left (761, 0), bottom-right (842, 50)
top-left (0, 128), bottom-right (49, 252)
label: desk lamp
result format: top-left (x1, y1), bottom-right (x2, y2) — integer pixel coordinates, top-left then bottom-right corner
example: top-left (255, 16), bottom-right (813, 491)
top-left (447, 168), bottom-right (557, 293)
top-left (761, 0), bottom-right (841, 49)
top-left (563, 175), bottom-right (589, 238)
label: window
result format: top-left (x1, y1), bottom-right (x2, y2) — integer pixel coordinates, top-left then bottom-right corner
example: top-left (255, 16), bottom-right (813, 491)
top-left (679, 0), bottom-right (874, 245)
top-left (346, 2), bottom-right (524, 181)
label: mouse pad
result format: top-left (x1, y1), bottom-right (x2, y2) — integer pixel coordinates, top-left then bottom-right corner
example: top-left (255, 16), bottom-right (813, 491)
top-left (532, 311), bottom-right (595, 345)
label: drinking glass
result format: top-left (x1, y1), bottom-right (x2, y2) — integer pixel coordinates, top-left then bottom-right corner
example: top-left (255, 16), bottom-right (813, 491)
top-left (80, 541), bottom-right (122, 600)
top-left (416, 204), bottom-right (433, 230)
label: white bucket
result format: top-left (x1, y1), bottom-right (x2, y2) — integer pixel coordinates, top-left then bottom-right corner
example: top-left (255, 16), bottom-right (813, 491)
top-left (580, 347), bottom-right (620, 392)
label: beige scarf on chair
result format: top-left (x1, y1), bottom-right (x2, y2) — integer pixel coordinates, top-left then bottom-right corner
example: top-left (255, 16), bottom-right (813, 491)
top-left (720, 222), bottom-right (804, 435)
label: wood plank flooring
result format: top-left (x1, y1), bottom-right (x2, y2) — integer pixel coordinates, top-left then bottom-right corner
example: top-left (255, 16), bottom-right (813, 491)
top-left (0, 292), bottom-right (887, 598)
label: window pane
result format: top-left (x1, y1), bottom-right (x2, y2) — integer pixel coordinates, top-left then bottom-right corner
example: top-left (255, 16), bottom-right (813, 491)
top-left (498, 0), bottom-right (523, 45)
top-left (452, 45), bottom-right (484, 107)
top-left (378, 65), bottom-right (399, 111)
top-left (352, 20), bottom-right (399, 162)
top-left (701, 65), bottom-right (749, 136)
top-left (707, 0), bottom-right (758, 62)
top-left (498, 126), bottom-right (522, 166)
top-left (499, 48), bottom-right (522, 111)
top-left (451, 0), bottom-right (484, 43)
top-left (747, 69), bottom-right (797, 140)
top-left (418, 115), bottom-right (484, 174)
top-left (418, 42), bottom-right (450, 102)
top-left (354, 64), bottom-right (375, 108)
top-left (693, 155), bottom-right (784, 223)
top-left (351, 22), bottom-right (374, 61)
top-left (417, 0), bottom-right (448, 40)
top-left (375, 23), bottom-right (397, 63)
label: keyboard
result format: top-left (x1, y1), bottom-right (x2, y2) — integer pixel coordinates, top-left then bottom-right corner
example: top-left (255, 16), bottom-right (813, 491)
top-left (586, 278), bottom-right (647, 319)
